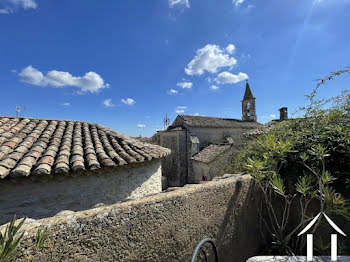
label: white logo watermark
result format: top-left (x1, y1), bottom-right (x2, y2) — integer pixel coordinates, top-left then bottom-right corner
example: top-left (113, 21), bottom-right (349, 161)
top-left (297, 212), bottom-right (346, 261)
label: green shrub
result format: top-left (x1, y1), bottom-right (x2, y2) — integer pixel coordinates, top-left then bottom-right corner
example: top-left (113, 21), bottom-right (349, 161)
top-left (231, 69), bottom-right (350, 255)
top-left (0, 217), bottom-right (63, 262)
top-left (0, 216), bottom-right (25, 262)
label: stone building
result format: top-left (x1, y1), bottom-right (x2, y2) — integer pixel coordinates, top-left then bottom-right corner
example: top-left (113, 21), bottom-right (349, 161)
top-left (159, 81), bottom-right (261, 187)
top-left (242, 81), bottom-right (257, 122)
top-left (191, 144), bottom-right (234, 183)
top-left (0, 116), bottom-right (170, 225)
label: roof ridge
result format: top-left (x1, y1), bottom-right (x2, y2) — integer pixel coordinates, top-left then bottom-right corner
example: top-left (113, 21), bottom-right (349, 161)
top-left (179, 115), bottom-right (243, 121)
top-left (0, 116), bottom-right (96, 125)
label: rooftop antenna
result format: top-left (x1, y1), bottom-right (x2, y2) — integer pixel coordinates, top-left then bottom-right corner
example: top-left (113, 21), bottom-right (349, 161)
top-left (15, 106), bottom-right (26, 117)
top-left (138, 124), bottom-right (145, 138)
top-left (163, 114), bottom-right (170, 130)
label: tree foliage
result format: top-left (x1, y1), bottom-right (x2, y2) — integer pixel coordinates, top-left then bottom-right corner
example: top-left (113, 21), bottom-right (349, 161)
top-left (233, 68), bottom-right (350, 255)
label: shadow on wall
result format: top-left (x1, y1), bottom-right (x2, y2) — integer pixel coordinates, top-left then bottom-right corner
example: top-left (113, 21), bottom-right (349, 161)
top-left (10, 174), bottom-right (264, 262)
top-left (216, 179), bottom-right (263, 262)
top-left (0, 160), bottom-right (161, 225)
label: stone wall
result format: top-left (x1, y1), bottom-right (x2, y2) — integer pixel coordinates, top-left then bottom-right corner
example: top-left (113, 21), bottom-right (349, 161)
top-left (190, 147), bottom-right (235, 183)
top-left (11, 174), bottom-right (263, 262)
top-left (188, 126), bottom-right (251, 149)
top-left (0, 159), bottom-right (162, 225)
top-left (159, 129), bottom-right (187, 187)
top-left (159, 126), bottom-right (255, 187)
top-left (186, 127), bottom-right (250, 184)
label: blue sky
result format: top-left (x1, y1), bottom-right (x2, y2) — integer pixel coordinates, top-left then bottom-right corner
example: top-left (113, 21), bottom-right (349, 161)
top-left (0, 0), bottom-right (349, 137)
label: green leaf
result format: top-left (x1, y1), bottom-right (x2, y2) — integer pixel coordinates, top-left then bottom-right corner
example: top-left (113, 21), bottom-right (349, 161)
top-left (270, 175), bottom-right (285, 196)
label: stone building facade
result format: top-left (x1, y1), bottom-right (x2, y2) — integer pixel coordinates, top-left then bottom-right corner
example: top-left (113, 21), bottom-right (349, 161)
top-left (191, 144), bottom-right (235, 183)
top-left (159, 82), bottom-right (261, 187)
top-left (0, 116), bottom-right (170, 225)
top-left (242, 81), bottom-right (257, 122)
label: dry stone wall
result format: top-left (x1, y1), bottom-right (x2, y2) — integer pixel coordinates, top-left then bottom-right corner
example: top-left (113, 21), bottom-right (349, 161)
top-left (12, 174), bottom-right (262, 262)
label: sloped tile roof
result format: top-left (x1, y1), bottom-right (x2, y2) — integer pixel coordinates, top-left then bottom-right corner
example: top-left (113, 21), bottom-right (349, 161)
top-left (243, 121), bottom-right (279, 138)
top-left (191, 144), bottom-right (232, 163)
top-left (172, 115), bottom-right (261, 128)
top-left (0, 116), bottom-right (170, 179)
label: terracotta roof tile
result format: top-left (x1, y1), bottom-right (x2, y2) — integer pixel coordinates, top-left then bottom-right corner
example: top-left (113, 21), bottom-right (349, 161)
top-left (191, 144), bottom-right (232, 163)
top-left (0, 116), bottom-right (170, 179)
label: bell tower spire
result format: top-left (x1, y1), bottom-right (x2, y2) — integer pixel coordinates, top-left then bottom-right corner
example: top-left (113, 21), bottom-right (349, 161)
top-left (242, 80), bottom-right (257, 122)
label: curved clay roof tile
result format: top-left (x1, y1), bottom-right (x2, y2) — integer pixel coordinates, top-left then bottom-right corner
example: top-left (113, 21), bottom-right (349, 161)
top-left (0, 116), bottom-right (170, 179)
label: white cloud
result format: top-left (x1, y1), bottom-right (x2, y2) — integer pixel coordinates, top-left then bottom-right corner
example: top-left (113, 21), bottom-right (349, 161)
top-left (167, 89), bottom-right (178, 95)
top-left (241, 53), bottom-right (252, 62)
top-left (226, 44), bottom-right (235, 54)
top-left (137, 124), bottom-right (146, 128)
top-left (19, 65), bottom-right (109, 93)
top-left (185, 44), bottom-right (237, 76)
top-left (103, 99), bottom-right (115, 107)
top-left (14, 0), bottom-right (37, 9)
top-left (234, 0), bottom-right (245, 7)
top-left (193, 113), bottom-right (206, 116)
top-left (210, 85), bottom-right (220, 90)
top-left (214, 71), bottom-right (248, 84)
top-left (0, 0), bottom-right (37, 14)
top-left (121, 98), bottom-right (135, 106)
top-left (169, 0), bottom-right (190, 8)
top-left (270, 114), bottom-right (277, 118)
top-left (61, 102), bottom-right (71, 106)
top-left (175, 105), bottom-right (187, 114)
top-left (0, 8), bottom-right (10, 14)
top-left (177, 81), bottom-right (193, 89)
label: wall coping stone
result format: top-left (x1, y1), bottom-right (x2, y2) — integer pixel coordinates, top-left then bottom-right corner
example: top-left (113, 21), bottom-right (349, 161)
top-left (0, 173), bottom-right (251, 237)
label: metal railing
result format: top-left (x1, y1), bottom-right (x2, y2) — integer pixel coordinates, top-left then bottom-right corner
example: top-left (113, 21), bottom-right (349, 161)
top-left (191, 238), bottom-right (219, 262)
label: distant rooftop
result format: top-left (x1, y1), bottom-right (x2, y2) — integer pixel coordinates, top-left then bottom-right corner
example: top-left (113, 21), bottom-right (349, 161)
top-left (0, 116), bottom-right (170, 179)
top-left (191, 144), bottom-right (232, 163)
top-left (170, 115), bottom-right (261, 129)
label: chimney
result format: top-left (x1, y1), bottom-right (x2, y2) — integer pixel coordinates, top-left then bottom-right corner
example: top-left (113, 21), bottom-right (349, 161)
top-left (279, 107), bottom-right (288, 121)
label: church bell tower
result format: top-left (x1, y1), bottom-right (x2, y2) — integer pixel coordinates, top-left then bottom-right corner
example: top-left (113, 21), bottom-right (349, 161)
top-left (242, 80), bottom-right (257, 122)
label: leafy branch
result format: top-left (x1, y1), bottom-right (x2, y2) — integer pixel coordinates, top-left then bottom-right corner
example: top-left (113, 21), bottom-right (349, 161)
top-left (316, 67), bottom-right (350, 87)
top-left (0, 216), bottom-right (25, 262)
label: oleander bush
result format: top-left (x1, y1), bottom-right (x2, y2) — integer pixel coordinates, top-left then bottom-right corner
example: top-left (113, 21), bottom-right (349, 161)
top-left (231, 68), bottom-right (350, 255)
